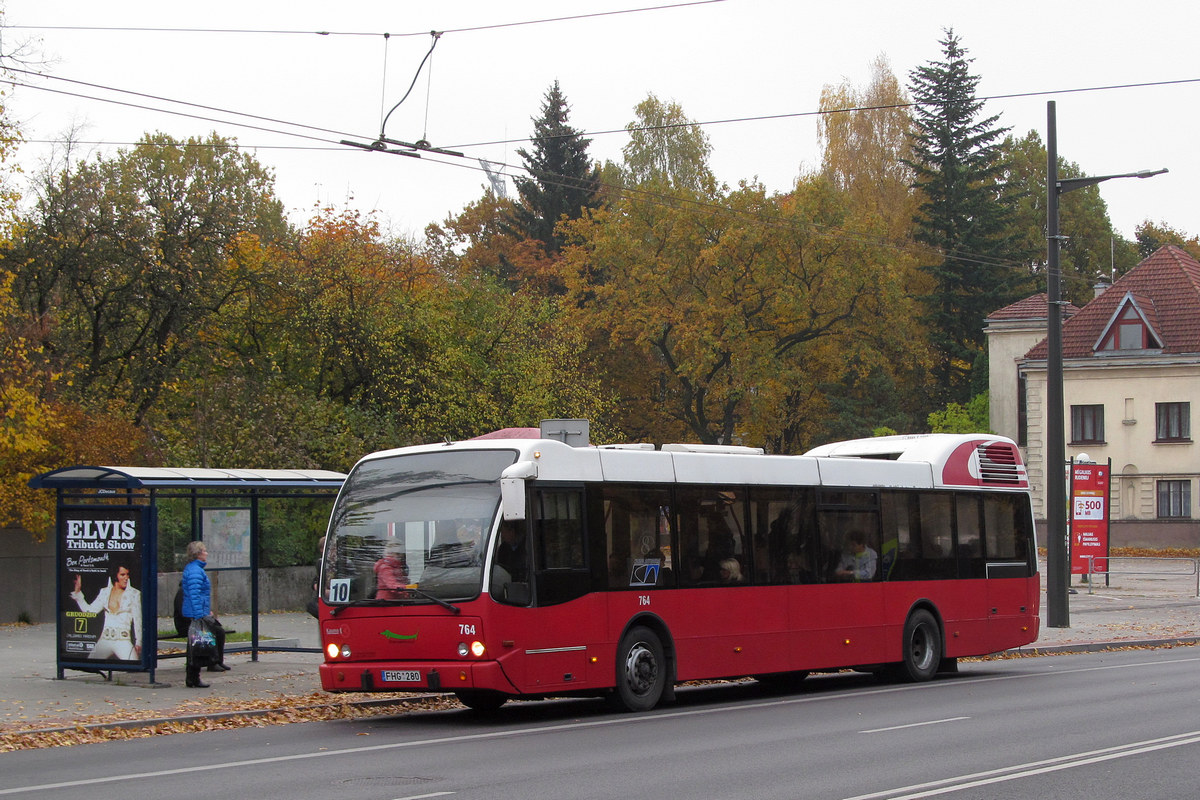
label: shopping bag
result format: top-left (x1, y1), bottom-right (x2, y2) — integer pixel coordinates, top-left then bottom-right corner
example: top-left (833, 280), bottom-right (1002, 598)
top-left (187, 616), bottom-right (218, 666)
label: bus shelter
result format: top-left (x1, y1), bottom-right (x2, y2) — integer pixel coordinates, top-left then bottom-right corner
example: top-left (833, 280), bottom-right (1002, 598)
top-left (29, 465), bottom-right (345, 683)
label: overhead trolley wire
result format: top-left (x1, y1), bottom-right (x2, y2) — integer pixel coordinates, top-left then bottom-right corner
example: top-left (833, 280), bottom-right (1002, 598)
top-left (4, 0), bottom-right (729, 38)
top-left (443, 77), bottom-right (1200, 152)
top-left (6, 68), bottom-right (1193, 273)
top-left (13, 64), bottom-right (1197, 158)
top-left (2, 66), bottom-right (358, 142)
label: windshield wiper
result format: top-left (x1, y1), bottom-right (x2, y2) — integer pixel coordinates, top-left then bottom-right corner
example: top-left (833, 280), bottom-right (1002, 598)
top-left (327, 590), bottom-right (461, 615)
top-left (403, 587), bottom-right (461, 614)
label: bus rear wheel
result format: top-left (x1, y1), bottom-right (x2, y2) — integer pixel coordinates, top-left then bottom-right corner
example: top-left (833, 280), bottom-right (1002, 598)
top-left (454, 690), bottom-right (508, 713)
top-left (613, 626), bottom-right (666, 712)
top-left (891, 609), bottom-right (942, 682)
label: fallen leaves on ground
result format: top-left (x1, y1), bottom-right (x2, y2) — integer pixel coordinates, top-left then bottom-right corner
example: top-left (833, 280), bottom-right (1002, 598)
top-left (0, 692), bottom-right (462, 752)
top-left (969, 640), bottom-right (1199, 661)
top-left (6, 637), bottom-right (1198, 752)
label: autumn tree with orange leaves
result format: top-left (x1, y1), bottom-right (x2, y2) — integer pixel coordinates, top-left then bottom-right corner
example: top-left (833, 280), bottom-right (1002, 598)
top-left (560, 172), bottom-right (919, 450)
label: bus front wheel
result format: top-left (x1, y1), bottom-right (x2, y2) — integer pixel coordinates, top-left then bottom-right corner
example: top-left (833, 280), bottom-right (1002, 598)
top-left (613, 626), bottom-right (666, 712)
top-left (893, 609), bottom-right (942, 682)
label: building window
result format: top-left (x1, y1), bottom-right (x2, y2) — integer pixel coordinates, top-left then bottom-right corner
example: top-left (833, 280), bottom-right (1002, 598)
top-left (1155, 402), bottom-right (1191, 442)
top-left (1071, 404), bottom-right (1105, 444)
top-left (1157, 481), bottom-right (1192, 518)
top-left (1117, 317), bottom-right (1145, 349)
top-left (1099, 303), bottom-right (1161, 351)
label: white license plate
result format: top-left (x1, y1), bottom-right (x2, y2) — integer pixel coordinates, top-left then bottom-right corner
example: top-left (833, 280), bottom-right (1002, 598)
top-left (381, 670), bottom-right (421, 683)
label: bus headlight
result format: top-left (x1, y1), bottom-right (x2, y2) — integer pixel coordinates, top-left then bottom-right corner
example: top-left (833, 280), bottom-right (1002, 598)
top-left (471, 641), bottom-right (486, 657)
top-left (457, 642), bottom-right (469, 657)
top-left (326, 642), bottom-right (340, 659)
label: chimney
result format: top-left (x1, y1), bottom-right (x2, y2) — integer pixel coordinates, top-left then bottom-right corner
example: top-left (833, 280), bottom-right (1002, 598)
top-left (1092, 279), bottom-right (1111, 300)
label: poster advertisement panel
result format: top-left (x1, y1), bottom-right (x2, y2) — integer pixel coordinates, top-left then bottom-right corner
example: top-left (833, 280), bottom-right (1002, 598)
top-left (58, 507), bottom-right (149, 667)
top-left (202, 508), bottom-right (252, 568)
top-left (1070, 461), bottom-right (1111, 575)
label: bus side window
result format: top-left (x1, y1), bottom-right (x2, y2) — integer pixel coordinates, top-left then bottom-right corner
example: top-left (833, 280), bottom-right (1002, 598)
top-left (676, 500), bottom-right (702, 587)
top-left (532, 490), bottom-right (589, 606)
top-left (491, 519), bottom-right (531, 606)
top-left (537, 492), bottom-right (585, 569)
top-left (879, 490), bottom-right (909, 581)
top-left (677, 487), bottom-right (746, 584)
top-left (983, 494), bottom-right (1030, 567)
top-left (915, 493), bottom-right (956, 580)
top-left (955, 494), bottom-right (985, 578)
top-left (600, 485), bottom-right (671, 590)
top-left (817, 513), bottom-right (880, 583)
top-left (750, 489), bottom-right (816, 585)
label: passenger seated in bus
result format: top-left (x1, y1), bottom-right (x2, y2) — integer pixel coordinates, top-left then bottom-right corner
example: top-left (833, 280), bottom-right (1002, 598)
top-left (374, 542), bottom-right (408, 600)
top-left (834, 531), bottom-right (878, 582)
top-left (718, 558), bottom-right (744, 584)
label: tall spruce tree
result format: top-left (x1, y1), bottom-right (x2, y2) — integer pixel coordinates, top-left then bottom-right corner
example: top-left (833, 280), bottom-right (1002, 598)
top-left (907, 31), bottom-right (1028, 408)
top-left (509, 81), bottom-right (601, 256)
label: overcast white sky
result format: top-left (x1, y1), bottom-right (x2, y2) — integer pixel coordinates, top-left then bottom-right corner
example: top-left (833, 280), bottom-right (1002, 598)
top-left (3, 0), bottom-right (1196, 242)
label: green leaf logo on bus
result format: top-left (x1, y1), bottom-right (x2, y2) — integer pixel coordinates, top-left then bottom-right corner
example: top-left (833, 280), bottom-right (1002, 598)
top-left (381, 630), bottom-right (417, 641)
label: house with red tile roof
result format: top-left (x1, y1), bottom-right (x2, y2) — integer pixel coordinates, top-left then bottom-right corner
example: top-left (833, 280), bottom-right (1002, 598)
top-left (985, 245), bottom-right (1199, 547)
top-left (984, 293), bottom-right (1080, 447)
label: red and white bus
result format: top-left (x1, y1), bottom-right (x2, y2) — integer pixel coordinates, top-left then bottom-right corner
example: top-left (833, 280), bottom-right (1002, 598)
top-left (317, 423), bottom-right (1039, 711)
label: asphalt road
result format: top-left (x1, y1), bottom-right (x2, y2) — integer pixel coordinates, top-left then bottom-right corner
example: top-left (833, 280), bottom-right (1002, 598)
top-left (3, 647), bottom-right (1200, 799)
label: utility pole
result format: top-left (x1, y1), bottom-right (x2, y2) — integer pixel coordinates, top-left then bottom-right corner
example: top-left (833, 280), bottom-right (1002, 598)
top-left (1043, 100), bottom-right (1166, 628)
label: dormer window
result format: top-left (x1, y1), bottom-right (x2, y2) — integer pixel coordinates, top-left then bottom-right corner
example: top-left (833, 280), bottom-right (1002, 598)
top-left (1095, 294), bottom-right (1162, 352)
top-left (1116, 307), bottom-right (1145, 348)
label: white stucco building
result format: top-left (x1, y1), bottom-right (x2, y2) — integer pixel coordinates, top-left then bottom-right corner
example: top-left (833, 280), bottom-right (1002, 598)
top-left (985, 245), bottom-right (1199, 547)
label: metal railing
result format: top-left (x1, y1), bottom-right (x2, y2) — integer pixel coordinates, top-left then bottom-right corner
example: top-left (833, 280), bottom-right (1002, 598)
top-left (1084, 555), bottom-right (1200, 598)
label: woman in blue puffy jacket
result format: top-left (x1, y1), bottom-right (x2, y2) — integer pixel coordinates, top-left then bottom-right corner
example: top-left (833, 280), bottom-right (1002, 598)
top-left (182, 541), bottom-right (229, 687)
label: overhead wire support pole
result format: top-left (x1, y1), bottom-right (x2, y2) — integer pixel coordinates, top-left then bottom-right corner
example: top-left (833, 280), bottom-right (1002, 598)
top-left (1045, 100), bottom-right (1068, 628)
top-left (1044, 100), bottom-right (1167, 629)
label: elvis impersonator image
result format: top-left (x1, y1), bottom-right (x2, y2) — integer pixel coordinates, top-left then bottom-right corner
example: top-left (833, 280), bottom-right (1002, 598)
top-left (69, 564), bottom-right (143, 661)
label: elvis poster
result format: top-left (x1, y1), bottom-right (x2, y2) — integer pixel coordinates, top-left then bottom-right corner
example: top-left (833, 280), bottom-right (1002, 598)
top-left (58, 508), bottom-right (148, 667)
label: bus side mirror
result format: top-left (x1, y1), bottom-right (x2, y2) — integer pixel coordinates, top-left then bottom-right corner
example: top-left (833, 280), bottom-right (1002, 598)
top-left (500, 461), bottom-right (537, 520)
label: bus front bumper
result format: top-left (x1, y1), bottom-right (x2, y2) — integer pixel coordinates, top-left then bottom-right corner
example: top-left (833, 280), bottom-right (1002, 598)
top-left (319, 659), bottom-right (516, 694)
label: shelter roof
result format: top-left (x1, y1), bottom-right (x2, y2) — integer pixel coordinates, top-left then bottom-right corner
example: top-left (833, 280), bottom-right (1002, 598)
top-left (29, 465), bottom-right (346, 490)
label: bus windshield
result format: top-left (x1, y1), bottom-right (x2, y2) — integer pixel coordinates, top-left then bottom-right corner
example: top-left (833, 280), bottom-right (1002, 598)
top-left (323, 449), bottom-right (518, 606)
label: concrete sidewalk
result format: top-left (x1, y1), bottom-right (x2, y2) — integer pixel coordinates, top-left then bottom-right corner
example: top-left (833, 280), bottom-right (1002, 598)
top-left (2, 575), bottom-right (1198, 736)
top-left (1, 612), bottom-right (330, 736)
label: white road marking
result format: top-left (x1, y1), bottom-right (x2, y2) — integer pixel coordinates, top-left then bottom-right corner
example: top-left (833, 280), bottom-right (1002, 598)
top-left (3, 654), bottom-right (1199, 796)
top-left (860, 716), bottom-right (969, 733)
top-left (843, 730), bottom-right (1200, 800)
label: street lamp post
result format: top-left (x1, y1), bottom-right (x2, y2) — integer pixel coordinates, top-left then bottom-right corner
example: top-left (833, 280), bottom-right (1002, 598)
top-left (1043, 100), bottom-right (1167, 628)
